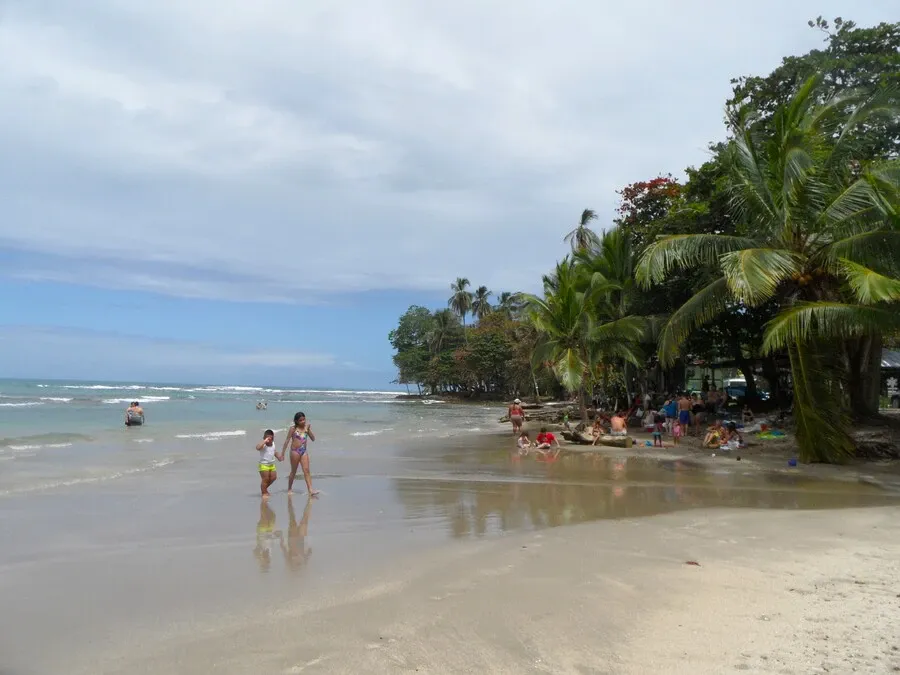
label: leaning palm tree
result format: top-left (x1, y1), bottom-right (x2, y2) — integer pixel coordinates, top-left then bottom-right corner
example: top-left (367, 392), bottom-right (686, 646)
top-left (524, 259), bottom-right (646, 422)
top-left (448, 277), bottom-right (474, 329)
top-left (471, 286), bottom-right (493, 321)
top-left (637, 75), bottom-right (900, 463)
top-left (564, 208), bottom-right (602, 252)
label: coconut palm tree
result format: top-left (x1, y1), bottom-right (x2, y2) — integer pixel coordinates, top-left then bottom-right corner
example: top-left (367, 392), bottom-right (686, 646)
top-left (428, 309), bottom-right (461, 354)
top-left (564, 208), bottom-right (602, 252)
top-left (472, 286), bottom-right (493, 321)
top-left (524, 259), bottom-right (646, 422)
top-left (448, 277), bottom-right (473, 329)
top-left (636, 75), bottom-right (900, 463)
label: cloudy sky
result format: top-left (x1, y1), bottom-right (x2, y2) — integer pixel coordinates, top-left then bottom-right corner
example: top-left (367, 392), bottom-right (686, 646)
top-left (0, 0), bottom-right (894, 387)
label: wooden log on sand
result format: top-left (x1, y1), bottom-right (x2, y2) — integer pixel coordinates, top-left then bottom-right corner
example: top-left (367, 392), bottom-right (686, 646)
top-left (561, 431), bottom-right (633, 448)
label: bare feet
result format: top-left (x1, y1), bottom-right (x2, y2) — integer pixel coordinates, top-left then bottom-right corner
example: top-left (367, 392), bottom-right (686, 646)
top-left (262, 493), bottom-right (270, 500)
top-left (309, 489), bottom-right (320, 496)
top-left (287, 489), bottom-right (293, 495)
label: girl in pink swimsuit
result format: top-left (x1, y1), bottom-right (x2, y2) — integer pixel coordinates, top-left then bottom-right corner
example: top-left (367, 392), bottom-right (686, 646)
top-left (281, 411), bottom-right (318, 495)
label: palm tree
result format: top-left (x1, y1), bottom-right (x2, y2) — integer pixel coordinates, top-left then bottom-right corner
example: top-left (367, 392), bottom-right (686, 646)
top-left (428, 309), bottom-right (461, 354)
top-left (564, 208), bottom-right (602, 252)
top-left (472, 286), bottom-right (493, 321)
top-left (574, 226), bottom-right (652, 403)
top-left (448, 278), bottom-right (473, 329)
top-left (636, 76), bottom-right (900, 463)
top-left (523, 259), bottom-right (646, 422)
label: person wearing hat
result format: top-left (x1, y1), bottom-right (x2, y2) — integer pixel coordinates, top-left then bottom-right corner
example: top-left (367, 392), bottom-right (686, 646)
top-left (508, 398), bottom-right (525, 435)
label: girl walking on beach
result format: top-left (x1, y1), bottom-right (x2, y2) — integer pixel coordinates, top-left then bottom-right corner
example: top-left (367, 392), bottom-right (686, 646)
top-left (281, 411), bottom-right (319, 496)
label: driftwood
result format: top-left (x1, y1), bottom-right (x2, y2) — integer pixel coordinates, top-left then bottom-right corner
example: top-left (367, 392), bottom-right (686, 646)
top-left (561, 431), bottom-right (634, 448)
top-left (499, 404), bottom-right (578, 425)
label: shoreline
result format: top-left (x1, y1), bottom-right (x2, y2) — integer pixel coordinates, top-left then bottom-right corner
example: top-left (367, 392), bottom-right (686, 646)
top-left (63, 504), bottom-right (900, 674)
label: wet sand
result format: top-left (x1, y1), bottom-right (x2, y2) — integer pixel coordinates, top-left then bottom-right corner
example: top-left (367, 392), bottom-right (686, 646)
top-left (2, 428), bottom-right (900, 674)
top-left (38, 507), bottom-right (900, 674)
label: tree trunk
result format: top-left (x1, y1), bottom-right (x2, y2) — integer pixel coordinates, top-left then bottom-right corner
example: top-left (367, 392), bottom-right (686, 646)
top-left (761, 356), bottom-right (782, 407)
top-left (847, 334), bottom-right (882, 418)
top-left (578, 386), bottom-right (589, 423)
top-left (732, 345), bottom-right (758, 402)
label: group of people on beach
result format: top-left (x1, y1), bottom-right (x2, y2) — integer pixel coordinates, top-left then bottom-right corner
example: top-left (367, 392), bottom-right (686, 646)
top-left (508, 398), bottom-right (562, 460)
top-left (255, 411), bottom-right (319, 499)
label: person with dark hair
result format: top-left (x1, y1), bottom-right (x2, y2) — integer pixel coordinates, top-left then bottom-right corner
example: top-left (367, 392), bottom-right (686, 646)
top-left (280, 411), bottom-right (318, 496)
top-left (125, 401), bottom-right (144, 426)
top-left (255, 429), bottom-right (277, 499)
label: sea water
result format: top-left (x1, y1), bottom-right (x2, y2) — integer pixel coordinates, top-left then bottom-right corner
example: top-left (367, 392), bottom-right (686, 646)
top-left (0, 378), bottom-right (492, 496)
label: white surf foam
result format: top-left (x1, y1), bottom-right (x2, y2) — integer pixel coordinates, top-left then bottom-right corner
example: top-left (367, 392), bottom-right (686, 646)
top-left (350, 428), bottom-right (395, 437)
top-left (102, 396), bottom-right (171, 404)
top-left (0, 401), bottom-right (43, 408)
top-left (174, 430), bottom-right (247, 441)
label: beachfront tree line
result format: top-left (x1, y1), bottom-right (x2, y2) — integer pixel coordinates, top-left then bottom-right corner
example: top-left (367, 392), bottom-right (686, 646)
top-left (389, 17), bottom-right (900, 463)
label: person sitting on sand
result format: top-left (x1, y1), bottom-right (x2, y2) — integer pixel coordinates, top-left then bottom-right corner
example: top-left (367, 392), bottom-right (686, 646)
top-left (508, 399), bottom-right (526, 435)
top-left (703, 420), bottom-right (725, 448)
top-left (517, 431), bottom-right (534, 455)
top-left (535, 427), bottom-right (561, 458)
top-left (721, 422), bottom-right (744, 452)
top-left (609, 412), bottom-right (627, 436)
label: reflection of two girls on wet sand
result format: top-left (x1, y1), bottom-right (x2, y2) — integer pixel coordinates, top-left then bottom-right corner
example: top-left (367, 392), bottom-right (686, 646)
top-left (254, 495), bottom-right (314, 573)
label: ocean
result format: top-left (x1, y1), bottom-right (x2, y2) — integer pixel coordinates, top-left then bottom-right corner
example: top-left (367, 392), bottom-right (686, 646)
top-left (0, 378), bottom-right (494, 497)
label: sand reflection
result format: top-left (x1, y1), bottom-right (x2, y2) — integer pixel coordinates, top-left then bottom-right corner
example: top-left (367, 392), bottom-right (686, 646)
top-left (392, 453), bottom-right (897, 540)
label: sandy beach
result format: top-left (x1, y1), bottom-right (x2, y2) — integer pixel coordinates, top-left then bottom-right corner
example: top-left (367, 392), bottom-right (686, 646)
top-left (3, 389), bottom-right (900, 675)
top-left (43, 505), bottom-right (900, 675)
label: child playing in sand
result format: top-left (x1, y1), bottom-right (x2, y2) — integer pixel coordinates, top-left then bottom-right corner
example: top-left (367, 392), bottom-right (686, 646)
top-left (256, 429), bottom-right (277, 499)
top-left (517, 431), bottom-right (534, 455)
top-left (672, 420), bottom-right (682, 446)
top-left (652, 420), bottom-right (664, 447)
top-left (536, 427), bottom-right (561, 459)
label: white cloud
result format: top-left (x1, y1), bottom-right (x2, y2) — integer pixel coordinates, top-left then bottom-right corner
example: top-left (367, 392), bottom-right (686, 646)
top-left (0, 326), bottom-right (342, 382)
top-left (0, 0), bottom-right (895, 301)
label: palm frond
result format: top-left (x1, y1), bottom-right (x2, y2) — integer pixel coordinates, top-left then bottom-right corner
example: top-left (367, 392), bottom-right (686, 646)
top-left (816, 178), bottom-right (880, 231)
top-left (816, 229), bottom-right (900, 275)
top-left (635, 234), bottom-right (756, 287)
top-left (837, 259), bottom-right (900, 304)
top-left (589, 315), bottom-right (648, 345)
top-left (657, 277), bottom-right (732, 366)
top-left (762, 302), bottom-right (900, 354)
top-left (720, 248), bottom-right (801, 306)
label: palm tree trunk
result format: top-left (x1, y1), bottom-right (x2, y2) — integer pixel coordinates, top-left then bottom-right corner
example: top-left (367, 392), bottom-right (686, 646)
top-left (578, 386), bottom-right (589, 423)
top-left (847, 334), bottom-right (882, 418)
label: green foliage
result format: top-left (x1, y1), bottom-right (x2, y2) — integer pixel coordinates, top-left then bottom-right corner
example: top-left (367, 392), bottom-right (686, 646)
top-left (639, 75), bottom-right (900, 462)
top-left (729, 17), bottom-right (900, 160)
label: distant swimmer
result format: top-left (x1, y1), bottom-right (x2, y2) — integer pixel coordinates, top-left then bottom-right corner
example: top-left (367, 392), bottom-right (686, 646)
top-left (281, 411), bottom-right (318, 496)
top-left (125, 401), bottom-right (145, 427)
top-left (256, 400), bottom-right (268, 410)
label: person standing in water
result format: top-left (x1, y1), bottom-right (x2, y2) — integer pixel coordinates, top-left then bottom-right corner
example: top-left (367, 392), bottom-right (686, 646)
top-left (280, 411), bottom-right (318, 496)
top-left (508, 398), bottom-right (525, 435)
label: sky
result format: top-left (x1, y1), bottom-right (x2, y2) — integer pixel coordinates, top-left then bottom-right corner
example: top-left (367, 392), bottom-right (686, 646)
top-left (0, 0), bottom-right (895, 388)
